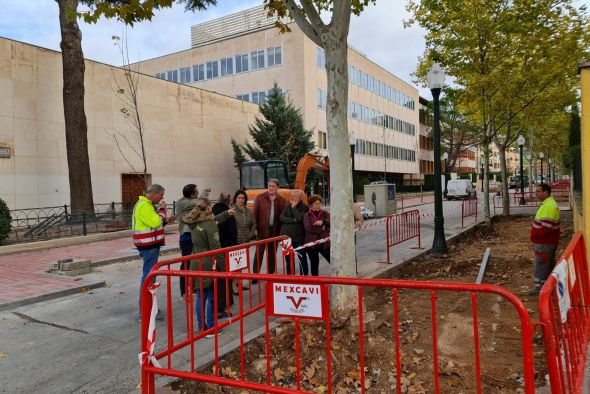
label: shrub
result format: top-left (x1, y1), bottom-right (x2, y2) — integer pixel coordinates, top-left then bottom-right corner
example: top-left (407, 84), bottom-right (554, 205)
top-left (0, 198), bottom-right (12, 243)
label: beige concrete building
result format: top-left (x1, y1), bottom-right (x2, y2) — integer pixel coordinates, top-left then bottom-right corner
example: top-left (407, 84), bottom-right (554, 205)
top-left (138, 5), bottom-right (420, 184)
top-left (0, 37), bottom-right (259, 209)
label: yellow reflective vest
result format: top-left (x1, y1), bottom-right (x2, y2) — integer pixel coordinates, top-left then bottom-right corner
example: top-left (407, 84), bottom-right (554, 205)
top-left (530, 196), bottom-right (560, 245)
top-left (132, 196), bottom-right (165, 248)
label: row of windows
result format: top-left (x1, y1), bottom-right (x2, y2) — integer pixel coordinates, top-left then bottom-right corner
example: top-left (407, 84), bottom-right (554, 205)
top-left (316, 48), bottom-right (416, 111)
top-left (317, 90), bottom-right (416, 136)
top-left (155, 46), bottom-right (283, 83)
top-left (355, 138), bottom-right (417, 162)
top-left (419, 135), bottom-right (433, 150)
top-left (236, 88), bottom-right (283, 105)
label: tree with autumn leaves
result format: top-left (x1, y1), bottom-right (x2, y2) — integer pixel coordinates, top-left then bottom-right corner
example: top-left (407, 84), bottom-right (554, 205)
top-left (407, 0), bottom-right (590, 222)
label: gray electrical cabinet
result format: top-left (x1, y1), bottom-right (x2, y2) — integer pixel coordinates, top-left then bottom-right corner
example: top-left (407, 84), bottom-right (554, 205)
top-left (363, 183), bottom-right (396, 217)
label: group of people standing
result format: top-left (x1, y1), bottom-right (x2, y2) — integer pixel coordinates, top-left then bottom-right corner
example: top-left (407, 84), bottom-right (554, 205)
top-left (133, 179), bottom-right (358, 334)
top-left (175, 179), bottom-right (333, 335)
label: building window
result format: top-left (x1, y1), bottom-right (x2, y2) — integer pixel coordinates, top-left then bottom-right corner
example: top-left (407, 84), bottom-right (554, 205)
top-left (192, 64), bottom-right (204, 81)
top-left (220, 57), bottom-right (233, 76)
top-left (317, 89), bottom-right (327, 109)
top-left (235, 54), bottom-right (249, 73)
top-left (251, 50), bottom-right (265, 70)
top-left (167, 70), bottom-right (178, 83)
top-left (236, 94), bottom-right (250, 102)
top-left (206, 61), bottom-right (219, 79)
top-left (318, 131), bottom-right (327, 149)
top-left (179, 67), bottom-right (191, 83)
top-left (267, 46), bottom-right (282, 67)
top-left (251, 91), bottom-right (266, 105)
top-left (316, 47), bottom-right (325, 68)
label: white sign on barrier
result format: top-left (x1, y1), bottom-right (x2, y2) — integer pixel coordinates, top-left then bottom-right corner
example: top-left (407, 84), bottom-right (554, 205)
top-left (270, 283), bottom-right (324, 319)
top-left (228, 247), bottom-right (248, 272)
top-left (567, 256), bottom-right (576, 288)
top-left (552, 261), bottom-right (571, 323)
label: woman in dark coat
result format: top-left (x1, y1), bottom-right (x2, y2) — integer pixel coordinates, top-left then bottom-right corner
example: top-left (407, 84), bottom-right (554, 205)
top-left (303, 195), bottom-right (330, 276)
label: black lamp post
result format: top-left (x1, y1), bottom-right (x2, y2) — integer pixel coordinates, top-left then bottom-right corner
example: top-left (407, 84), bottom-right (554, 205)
top-left (480, 163), bottom-right (484, 192)
top-left (539, 152), bottom-right (545, 185)
top-left (349, 135), bottom-right (357, 203)
top-left (518, 135), bottom-right (525, 205)
top-left (427, 63), bottom-right (448, 254)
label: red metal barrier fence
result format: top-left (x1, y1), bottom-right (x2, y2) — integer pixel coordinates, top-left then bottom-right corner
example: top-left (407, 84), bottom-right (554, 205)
top-left (539, 232), bottom-right (590, 394)
top-left (139, 247), bottom-right (539, 393)
top-left (461, 198), bottom-right (477, 228)
top-left (386, 209), bottom-right (420, 264)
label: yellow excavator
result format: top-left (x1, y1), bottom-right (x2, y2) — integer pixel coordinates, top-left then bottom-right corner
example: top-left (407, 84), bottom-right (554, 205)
top-left (240, 153), bottom-right (330, 204)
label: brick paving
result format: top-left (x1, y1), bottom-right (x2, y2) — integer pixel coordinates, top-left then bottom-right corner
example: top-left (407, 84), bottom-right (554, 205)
top-left (0, 230), bottom-right (179, 306)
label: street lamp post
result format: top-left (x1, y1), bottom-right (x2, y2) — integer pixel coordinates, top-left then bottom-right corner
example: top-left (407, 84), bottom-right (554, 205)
top-left (539, 152), bottom-right (545, 185)
top-left (427, 63), bottom-right (448, 254)
top-left (349, 135), bottom-right (358, 203)
top-left (518, 135), bottom-right (526, 205)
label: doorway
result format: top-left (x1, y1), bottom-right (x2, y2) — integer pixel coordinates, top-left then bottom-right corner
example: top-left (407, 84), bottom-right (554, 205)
top-left (121, 174), bottom-right (151, 209)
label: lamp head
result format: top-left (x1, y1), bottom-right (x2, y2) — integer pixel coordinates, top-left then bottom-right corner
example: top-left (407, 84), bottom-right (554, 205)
top-left (349, 135), bottom-right (357, 145)
top-left (517, 135), bottom-right (525, 146)
top-left (539, 152), bottom-right (544, 159)
top-left (442, 152), bottom-right (448, 160)
top-left (427, 63), bottom-right (445, 90)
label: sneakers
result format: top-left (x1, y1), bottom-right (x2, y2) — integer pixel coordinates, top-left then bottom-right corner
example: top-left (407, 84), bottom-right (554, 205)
top-left (217, 312), bottom-right (230, 321)
top-left (205, 329), bottom-right (223, 339)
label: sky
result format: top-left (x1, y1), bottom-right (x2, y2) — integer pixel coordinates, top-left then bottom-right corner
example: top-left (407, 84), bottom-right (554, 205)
top-left (0, 0), bottom-right (589, 98)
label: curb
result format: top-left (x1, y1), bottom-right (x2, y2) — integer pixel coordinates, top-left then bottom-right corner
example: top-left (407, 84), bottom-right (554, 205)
top-left (91, 247), bottom-right (181, 268)
top-left (0, 280), bottom-right (106, 312)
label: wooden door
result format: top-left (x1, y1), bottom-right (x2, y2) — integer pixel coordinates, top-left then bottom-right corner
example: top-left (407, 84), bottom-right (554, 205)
top-left (122, 174), bottom-right (149, 209)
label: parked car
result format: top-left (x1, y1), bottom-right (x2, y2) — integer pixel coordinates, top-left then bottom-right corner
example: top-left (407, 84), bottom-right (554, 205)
top-left (360, 206), bottom-right (374, 219)
top-left (446, 179), bottom-right (477, 200)
top-left (509, 175), bottom-right (529, 189)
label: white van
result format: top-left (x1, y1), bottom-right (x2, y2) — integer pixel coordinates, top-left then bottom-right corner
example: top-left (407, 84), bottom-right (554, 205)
top-left (446, 179), bottom-right (476, 200)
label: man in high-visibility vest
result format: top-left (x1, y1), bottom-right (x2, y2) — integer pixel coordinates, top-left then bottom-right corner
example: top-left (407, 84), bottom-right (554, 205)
top-left (530, 183), bottom-right (560, 295)
top-left (133, 183), bottom-right (170, 320)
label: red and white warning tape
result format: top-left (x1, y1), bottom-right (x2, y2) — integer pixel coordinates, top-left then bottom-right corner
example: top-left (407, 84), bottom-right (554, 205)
top-left (138, 282), bottom-right (161, 368)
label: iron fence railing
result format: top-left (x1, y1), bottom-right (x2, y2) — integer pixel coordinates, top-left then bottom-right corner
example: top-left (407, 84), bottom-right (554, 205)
top-left (5, 202), bottom-right (176, 245)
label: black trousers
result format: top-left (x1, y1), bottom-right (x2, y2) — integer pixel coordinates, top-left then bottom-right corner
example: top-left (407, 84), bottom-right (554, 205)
top-left (307, 247), bottom-right (330, 276)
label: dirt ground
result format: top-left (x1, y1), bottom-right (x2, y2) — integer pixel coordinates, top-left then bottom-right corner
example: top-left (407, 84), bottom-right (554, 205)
top-left (170, 212), bottom-right (574, 393)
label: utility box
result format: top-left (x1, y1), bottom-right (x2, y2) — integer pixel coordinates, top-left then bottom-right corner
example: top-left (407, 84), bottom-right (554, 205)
top-left (363, 183), bottom-right (396, 217)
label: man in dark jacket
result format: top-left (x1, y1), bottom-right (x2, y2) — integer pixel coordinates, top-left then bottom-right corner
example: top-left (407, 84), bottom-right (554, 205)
top-left (212, 192), bottom-right (238, 317)
top-left (252, 179), bottom-right (287, 277)
top-left (280, 189), bottom-right (309, 275)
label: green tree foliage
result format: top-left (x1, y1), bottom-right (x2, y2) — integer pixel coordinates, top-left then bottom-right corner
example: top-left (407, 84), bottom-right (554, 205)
top-left (232, 85), bottom-right (314, 172)
top-left (0, 198), bottom-right (11, 244)
top-left (78, 0), bottom-right (216, 24)
top-left (563, 106), bottom-right (581, 171)
top-left (230, 138), bottom-right (247, 171)
top-left (408, 0), bottom-right (590, 221)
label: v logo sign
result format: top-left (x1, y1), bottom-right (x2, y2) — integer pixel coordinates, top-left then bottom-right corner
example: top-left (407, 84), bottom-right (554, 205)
top-left (286, 295), bottom-right (307, 309)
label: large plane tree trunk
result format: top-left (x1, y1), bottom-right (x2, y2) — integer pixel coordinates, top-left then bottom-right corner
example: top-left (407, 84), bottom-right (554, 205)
top-left (58, 0), bottom-right (94, 214)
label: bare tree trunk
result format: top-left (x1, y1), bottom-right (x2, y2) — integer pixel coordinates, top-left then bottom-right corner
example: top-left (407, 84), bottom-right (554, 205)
top-left (58, 0), bottom-right (94, 214)
top-left (483, 143), bottom-right (491, 226)
top-left (323, 29), bottom-right (356, 310)
top-left (498, 147), bottom-right (510, 216)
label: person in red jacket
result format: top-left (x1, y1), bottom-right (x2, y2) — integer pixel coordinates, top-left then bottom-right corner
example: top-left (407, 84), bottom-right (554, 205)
top-left (303, 195), bottom-right (330, 276)
top-left (252, 179), bottom-right (287, 277)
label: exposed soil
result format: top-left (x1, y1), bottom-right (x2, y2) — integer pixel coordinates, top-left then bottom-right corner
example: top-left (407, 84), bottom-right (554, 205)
top-left (170, 212), bottom-right (574, 393)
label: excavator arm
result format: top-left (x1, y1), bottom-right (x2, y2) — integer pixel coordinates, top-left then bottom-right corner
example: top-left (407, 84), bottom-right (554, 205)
top-left (293, 153), bottom-right (329, 191)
